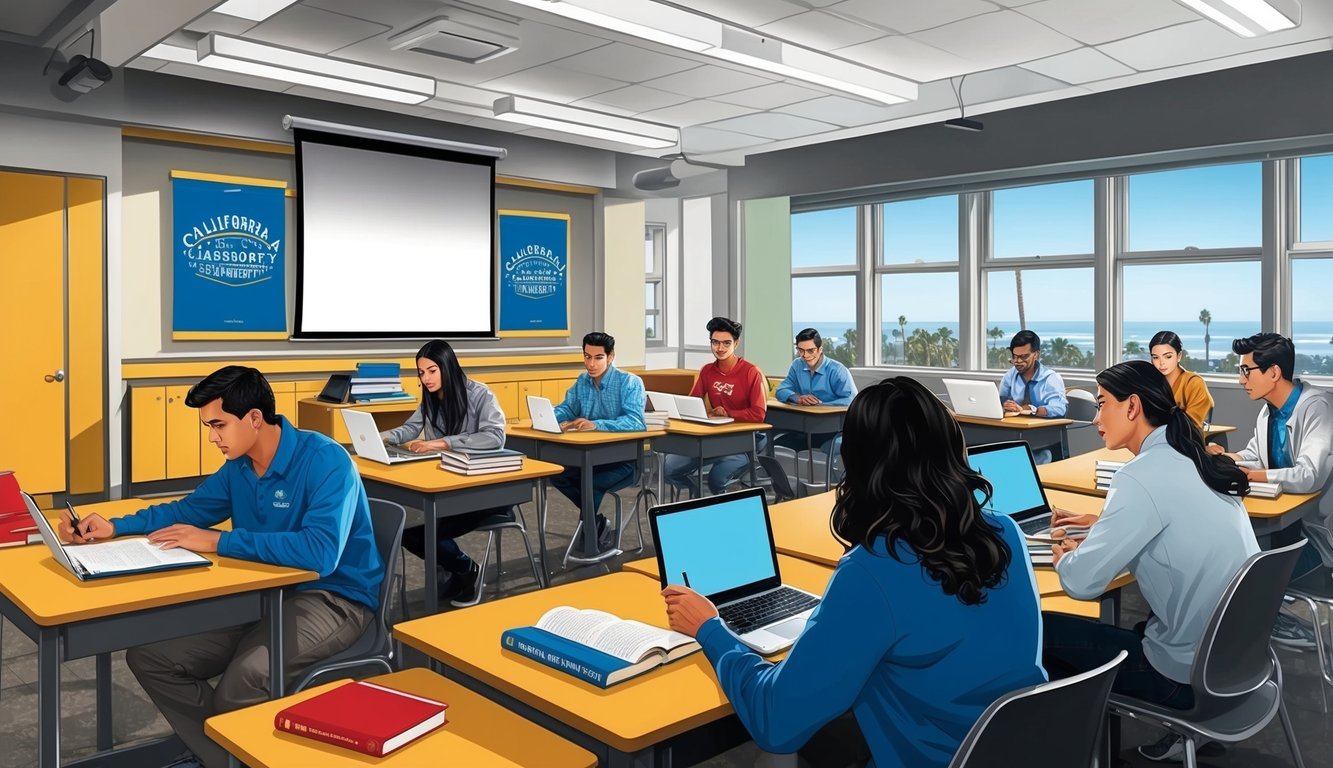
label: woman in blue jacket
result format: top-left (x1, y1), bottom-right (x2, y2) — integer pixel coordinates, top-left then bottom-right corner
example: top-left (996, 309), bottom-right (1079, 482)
top-left (662, 376), bottom-right (1047, 768)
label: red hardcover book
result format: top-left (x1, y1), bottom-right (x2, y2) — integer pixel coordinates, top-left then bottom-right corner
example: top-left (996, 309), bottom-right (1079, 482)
top-left (0, 471), bottom-right (39, 549)
top-left (273, 680), bottom-right (447, 757)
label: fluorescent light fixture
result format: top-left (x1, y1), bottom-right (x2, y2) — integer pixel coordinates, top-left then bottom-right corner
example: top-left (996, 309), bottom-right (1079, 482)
top-left (158, 33), bottom-right (436, 104)
top-left (493, 95), bottom-right (679, 148)
top-left (1174, 0), bottom-right (1299, 37)
top-left (504, 0), bottom-right (917, 104)
top-left (212, 0), bottom-right (300, 22)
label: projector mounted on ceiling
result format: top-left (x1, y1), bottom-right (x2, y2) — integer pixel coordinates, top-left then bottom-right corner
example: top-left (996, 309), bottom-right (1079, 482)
top-left (43, 27), bottom-right (113, 95)
top-left (633, 153), bottom-right (733, 191)
top-left (388, 4), bottom-right (521, 64)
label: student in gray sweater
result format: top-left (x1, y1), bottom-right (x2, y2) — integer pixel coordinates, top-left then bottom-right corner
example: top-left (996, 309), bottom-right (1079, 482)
top-left (380, 340), bottom-right (508, 607)
top-left (1045, 360), bottom-right (1257, 763)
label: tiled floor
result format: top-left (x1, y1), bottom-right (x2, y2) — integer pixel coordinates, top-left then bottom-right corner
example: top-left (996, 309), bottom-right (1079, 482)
top-left (2, 482), bottom-right (1329, 767)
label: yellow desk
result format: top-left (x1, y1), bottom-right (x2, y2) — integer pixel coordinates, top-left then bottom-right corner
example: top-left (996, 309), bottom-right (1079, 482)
top-left (394, 569), bottom-right (831, 765)
top-left (0, 498), bottom-right (316, 768)
top-left (953, 412), bottom-right (1076, 460)
top-left (764, 400), bottom-right (848, 486)
top-left (1203, 423), bottom-right (1237, 449)
top-left (297, 397), bottom-right (417, 443)
top-left (654, 419), bottom-right (773, 499)
top-left (354, 456), bottom-right (564, 609)
top-left (205, 667), bottom-right (597, 768)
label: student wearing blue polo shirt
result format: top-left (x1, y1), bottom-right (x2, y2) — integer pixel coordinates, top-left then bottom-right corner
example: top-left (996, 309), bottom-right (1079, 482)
top-left (998, 329), bottom-right (1069, 463)
top-left (61, 366), bottom-right (383, 768)
top-left (772, 328), bottom-right (857, 456)
top-left (549, 331), bottom-right (647, 556)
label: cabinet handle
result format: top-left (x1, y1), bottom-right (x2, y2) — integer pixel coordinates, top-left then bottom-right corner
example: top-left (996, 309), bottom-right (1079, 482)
top-left (167, 397), bottom-right (174, 403)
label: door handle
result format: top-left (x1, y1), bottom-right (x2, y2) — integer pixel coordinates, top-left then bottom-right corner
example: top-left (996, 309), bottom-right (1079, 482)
top-left (44, 369), bottom-right (66, 383)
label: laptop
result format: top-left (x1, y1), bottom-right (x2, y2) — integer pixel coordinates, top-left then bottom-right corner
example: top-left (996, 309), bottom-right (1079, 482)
top-left (965, 441), bottom-right (1057, 536)
top-left (526, 395), bottom-right (564, 434)
top-left (942, 379), bottom-right (1016, 420)
top-left (673, 395), bottom-right (734, 425)
top-left (340, 409), bottom-right (441, 464)
top-left (24, 493), bottom-right (210, 580)
top-left (646, 391), bottom-right (681, 419)
top-left (651, 488), bottom-right (820, 655)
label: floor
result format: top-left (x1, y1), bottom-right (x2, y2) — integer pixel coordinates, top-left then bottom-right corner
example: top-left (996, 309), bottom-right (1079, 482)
top-left (2, 474), bottom-right (1329, 768)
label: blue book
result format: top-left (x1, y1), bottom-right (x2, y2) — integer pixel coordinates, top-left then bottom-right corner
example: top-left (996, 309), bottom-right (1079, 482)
top-left (357, 363), bottom-right (401, 377)
top-left (501, 607), bottom-right (700, 688)
top-left (353, 391), bottom-right (415, 402)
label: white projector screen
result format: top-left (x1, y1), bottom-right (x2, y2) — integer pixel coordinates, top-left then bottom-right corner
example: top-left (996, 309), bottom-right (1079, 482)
top-left (293, 128), bottom-right (496, 339)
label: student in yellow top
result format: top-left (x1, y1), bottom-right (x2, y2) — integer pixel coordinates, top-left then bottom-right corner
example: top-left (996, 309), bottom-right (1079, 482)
top-left (1150, 330), bottom-right (1213, 429)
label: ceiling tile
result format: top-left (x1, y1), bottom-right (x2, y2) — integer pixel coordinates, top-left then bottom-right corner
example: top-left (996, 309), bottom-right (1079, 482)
top-left (1016, 0), bottom-right (1198, 46)
top-left (573, 85), bottom-right (691, 115)
top-left (554, 42), bottom-right (702, 83)
top-left (636, 100), bottom-right (758, 127)
top-left (642, 65), bottom-right (776, 98)
top-left (703, 112), bottom-right (840, 139)
top-left (835, 35), bottom-right (980, 82)
top-left (758, 11), bottom-right (885, 50)
top-left (913, 10), bottom-right (1080, 69)
top-left (714, 81), bottom-right (825, 109)
top-left (682, 0), bottom-right (808, 27)
top-left (479, 65), bottom-right (626, 102)
top-left (778, 95), bottom-right (898, 126)
top-left (827, 0), bottom-right (1002, 34)
top-left (1020, 47), bottom-right (1135, 83)
top-left (681, 125), bottom-right (769, 152)
top-left (1080, 38), bottom-right (1333, 93)
top-left (301, 0), bottom-right (453, 29)
top-left (1098, 19), bottom-right (1281, 70)
top-left (243, 4), bottom-right (388, 53)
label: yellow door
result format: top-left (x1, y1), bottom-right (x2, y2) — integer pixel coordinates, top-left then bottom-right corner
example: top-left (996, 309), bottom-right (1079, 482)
top-left (0, 172), bottom-right (67, 492)
top-left (490, 382), bottom-right (518, 422)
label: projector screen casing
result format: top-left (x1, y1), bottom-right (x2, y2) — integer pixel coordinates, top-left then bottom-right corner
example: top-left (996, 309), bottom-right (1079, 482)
top-left (293, 128), bottom-right (497, 339)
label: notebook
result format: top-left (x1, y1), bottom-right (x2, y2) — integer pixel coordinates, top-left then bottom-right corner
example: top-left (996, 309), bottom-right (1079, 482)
top-left (942, 379), bottom-right (1016, 420)
top-left (650, 488), bottom-right (819, 655)
top-left (965, 441), bottom-right (1057, 536)
top-left (673, 395), bottom-right (734, 425)
top-left (274, 679), bottom-right (447, 757)
top-left (25, 493), bottom-right (211, 580)
top-left (341, 409), bottom-right (441, 464)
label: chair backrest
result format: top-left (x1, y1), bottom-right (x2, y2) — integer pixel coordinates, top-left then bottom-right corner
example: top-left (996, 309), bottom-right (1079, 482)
top-left (949, 650), bottom-right (1126, 768)
top-left (756, 455), bottom-right (797, 503)
top-left (1064, 388), bottom-right (1097, 423)
top-left (366, 498), bottom-right (407, 642)
top-left (1193, 539), bottom-right (1306, 699)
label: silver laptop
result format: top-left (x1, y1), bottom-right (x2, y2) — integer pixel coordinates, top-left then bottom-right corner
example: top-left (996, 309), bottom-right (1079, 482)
top-left (646, 391), bottom-right (681, 419)
top-left (942, 379), bottom-right (1015, 420)
top-left (650, 488), bottom-right (819, 655)
top-left (674, 395), bottom-right (734, 425)
top-left (526, 395), bottom-right (564, 434)
top-left (340, 409), bottom-right (441, 464)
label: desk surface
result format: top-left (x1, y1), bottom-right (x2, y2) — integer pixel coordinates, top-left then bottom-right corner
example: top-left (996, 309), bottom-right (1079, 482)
top-left (353, 456), bottom-right (564, 493)
top-left (1203, 424), bottom-right (1237, 436)
top-left (953, 413), bottom-right (1074, 429)
top-left (663, 419), bottom-right (772, 436)
top-left (204, 667), bottom-right (597, 768)
top-left (1037, 447), bottom-right (1318, 518)
top-left (0, 499), bottom-right (316, 626)
top-left (506, 424), bottom-right (665, 444)
top-left (394, 568), bottom-right (831, 754)
top-left (765, 400), bottom-right (848, 415)
top-left (298, 397), bottom-right (419, 412)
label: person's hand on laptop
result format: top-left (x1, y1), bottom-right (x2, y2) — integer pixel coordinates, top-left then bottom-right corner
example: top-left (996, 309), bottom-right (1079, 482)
top-left (710, 406), bottom-right (728, 418)
top-left (1051, 508), bottom-right (1097, 529)
top-left (1002, 399), bottom-right (1022, 413)
top-left (147, 524), bottom-right (221, 553)
top-left (406, 439), bottom-right (449, 453)
top-left (662, 585), bottom-right (719, 637)
top-left (563, 418), bottom-right (596, 432)
top-left (60, 511), bottom-right (115, 544)
top-left (796, 394), bottom-right (821, 406)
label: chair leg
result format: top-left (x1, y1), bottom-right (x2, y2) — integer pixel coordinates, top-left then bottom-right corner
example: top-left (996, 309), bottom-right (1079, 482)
top-left (1278, 695), bottom-right (1307, 768)
top-left (453, 531), bottom-right (493, 609)
top-left (515, 524), bottom-right (542, 588)
top-left (398, 551), bottom-right (410, 622)
top-left (1182, 737), bottom-right (1197, 768)
top-left (495, 524), bottom-right (504, 581)
top-left (562, 520), bottom-right (583, 567)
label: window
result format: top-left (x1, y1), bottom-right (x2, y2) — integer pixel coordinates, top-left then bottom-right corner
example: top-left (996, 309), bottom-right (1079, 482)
top-left (792, 207), bottom-right (857, 268)
top-left (645, 224), bottom-right (665, 346)
top-left (985, 268), bottom-right (1095, 369)
top-left (1299, 154), bottom-right (1333, 243)
top-left (792, 275), bottom-right (858, 367)
top-left (880, 272), bottom-right (959, 367)
top-left (1291, 259), bottom-right (1333, 374)
top-left (882, 195), bottom-right (957, 265)
top-left (1119, 262), bottom-right (1259, 374)
top-left (1127, 162), bottom-right (1261, 251)
top-left (993, 180), bottom-right (1093, 258)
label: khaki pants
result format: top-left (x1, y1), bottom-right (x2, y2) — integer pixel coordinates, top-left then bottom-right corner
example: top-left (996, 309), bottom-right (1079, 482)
top-left (126, 589), bottom-right (372, 768)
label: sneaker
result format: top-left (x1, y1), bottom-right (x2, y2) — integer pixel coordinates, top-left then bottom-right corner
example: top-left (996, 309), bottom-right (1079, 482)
top-left (446, 561), bottom-right (481, 608)
top-left (1273, 612), bottom-right (1318, 650)
top-left (1138, 735), bottom-right (1226, 762)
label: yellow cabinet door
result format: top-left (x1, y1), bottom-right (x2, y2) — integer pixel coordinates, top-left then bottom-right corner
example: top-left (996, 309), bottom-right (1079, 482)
top-left (517, 382), bottom-right (541, 421)
top-left (541, 379), bottom-right (570, 405)
top-left (130, 386), bottom-right (167, 484)
top-left (166, 384), bottom-right (201, 479)
top-left (490, 382), bottom-right (518, 422)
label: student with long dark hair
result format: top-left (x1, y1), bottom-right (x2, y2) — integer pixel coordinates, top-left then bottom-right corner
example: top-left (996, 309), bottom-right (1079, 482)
top-left (661, 377), bottom-right (1045, 768)
top-left (1046, 360), bottom-right (1257, 762)
top-left (381, 339), bottom-right (508, 606)
top-left (1148, 330), bottom-right (1213, 429)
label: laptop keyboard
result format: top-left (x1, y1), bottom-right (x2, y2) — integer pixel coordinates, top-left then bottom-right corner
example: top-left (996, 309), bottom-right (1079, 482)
top-left (718, 586), bottom-right (820, 633)
top-left (1019, 516), bottom-right (1050, 535)
top-left (386, 444), bottom-right (429, 458)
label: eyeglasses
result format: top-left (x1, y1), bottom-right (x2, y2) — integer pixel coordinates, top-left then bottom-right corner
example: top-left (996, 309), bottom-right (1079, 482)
top-left (1009, 352), bottom-right (1037, 364)
top-left (1238, 363), bottom-right (1268, 378)
top-left (710, 338), bottom-right (735, 348)
top-left (795, 346), bottom-right (820, 357)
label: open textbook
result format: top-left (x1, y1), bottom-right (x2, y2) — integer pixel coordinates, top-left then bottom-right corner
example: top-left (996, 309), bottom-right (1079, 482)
top-left (501, 606), bottom-right (700, 688)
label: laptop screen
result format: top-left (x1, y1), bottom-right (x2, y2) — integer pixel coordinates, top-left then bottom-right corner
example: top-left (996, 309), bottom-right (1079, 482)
top-left (652, 490), bottom-right (779, 601)
top-left (966, 442), bottom-right (1049, 519)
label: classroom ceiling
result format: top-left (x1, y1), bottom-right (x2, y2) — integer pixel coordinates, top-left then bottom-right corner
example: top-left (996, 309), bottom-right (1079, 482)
top-left (20, 0), bottom-right (1333, 163)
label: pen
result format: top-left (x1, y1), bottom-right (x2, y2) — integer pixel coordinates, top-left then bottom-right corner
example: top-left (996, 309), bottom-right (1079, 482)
top-left (65, 501), bottom-right (85, 539)
top-left (682, 571), bottom-right (691, 588)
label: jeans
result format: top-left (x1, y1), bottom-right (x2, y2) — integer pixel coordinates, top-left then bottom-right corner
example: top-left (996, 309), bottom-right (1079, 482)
top-left (400, 506), bottom-right (511, 574)
top-left (770, 430), bottom-right (840, 455)
top-left (664, 433), bottom-right (767, 496)
top-left (1043, 613), bottom-right (1195, 709)
top-left (548, 460), bottom-right (637, 528)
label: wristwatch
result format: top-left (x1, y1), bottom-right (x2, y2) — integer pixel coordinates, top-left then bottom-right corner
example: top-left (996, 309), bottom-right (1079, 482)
top-left (1027, 405), bottom-right (1037, 416)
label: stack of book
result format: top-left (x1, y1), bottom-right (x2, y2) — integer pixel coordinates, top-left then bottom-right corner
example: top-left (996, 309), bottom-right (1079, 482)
top-left (643, 409), bottom-right (669, 429)
top-left (1094, 460), bottom-right (1126, 491)
top-left (439, 447), bottom-right (525, 476)
top-left (1248, 480), bottom-right (1283, 499)
top-left (351, 362), bottom-right (412, 404)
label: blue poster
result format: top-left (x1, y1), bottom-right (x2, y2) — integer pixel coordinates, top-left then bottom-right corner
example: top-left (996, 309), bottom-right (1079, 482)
top-left (498, 211), bottom-right (570, 336)
top-left (172, 175), bottom-right (286, 336)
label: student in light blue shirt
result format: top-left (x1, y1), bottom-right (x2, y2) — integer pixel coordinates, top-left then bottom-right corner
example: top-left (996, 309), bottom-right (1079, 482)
top-left (772, 328), bottom-right (857, 457)
top-left (662, 377), bottom-right (1046, 768)
top-left (997, 329), bottom-right (1069, 463)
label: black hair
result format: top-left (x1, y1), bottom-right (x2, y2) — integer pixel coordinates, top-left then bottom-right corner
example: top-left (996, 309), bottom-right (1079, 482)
top-left (583, 331), bottom-right (615, 355)
top-left (707, 316), bottom-right (743, 340)
top-left (1232, 333), bottom-right (1295, 382)
top-left (1009, 329), bottom-right (1040, 354)
top-left (1096, 361), bottom-right (1248, 497)
top-left (1148, 330), bottom-right (1183, 354)
top-left (185, 365), bottom-right (279, 425)
top-left (795, 327), bottom-right (823, 348)
top-left (415, 340), bottom-right (469, 437)
top-left (831, 376), bottom-right (1011, 606)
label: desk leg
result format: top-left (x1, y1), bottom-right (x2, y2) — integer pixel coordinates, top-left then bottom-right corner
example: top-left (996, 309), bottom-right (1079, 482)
top-left (536, 478), bottom-right (550, 587)
top-left (96, 652), bottom-right (113, 751)
top-left (424, 496), bottom-right (439, 615)
top-left (38, 627), bottom-right (59, 768)
top-left (697, 443), bottom-right (706, 499)
top-left (267, 588), bottom-right (284, 699)
top-left (581, 453), bottom-right (599, 559)
top-left (805, 430), bottom-right (814, 487)
top-left (1059, 427), bottom-right (1070, 462)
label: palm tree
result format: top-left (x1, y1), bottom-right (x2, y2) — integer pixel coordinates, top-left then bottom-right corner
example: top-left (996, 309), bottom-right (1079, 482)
top-left (1123, 340), bottom-right (1144, 359)
top-left (987, 326), bottom-right (1005, 350)
top-left (936, 327), bottom-right (959, 367)
top-left (898, 315), bottom-right (908, 361)
top-left (1015, 270), bottom-right (1027, 330)
top-left (1199, 309), bottom-right (1212, 370)
top-left (1049, 337), bottom-right (1076, 367)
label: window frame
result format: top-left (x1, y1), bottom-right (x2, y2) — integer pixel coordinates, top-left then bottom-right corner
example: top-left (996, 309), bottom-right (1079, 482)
top-left (645, 222), bottom-right (666, 348)
top-left (874, 195), bottom-right (963, 368)
top-left (790, 205), bottom-right (865, 366)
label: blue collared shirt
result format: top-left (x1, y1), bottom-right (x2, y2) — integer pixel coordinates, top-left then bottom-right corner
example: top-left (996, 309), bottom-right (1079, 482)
top-left (998, 362), bottom-right (1068, 418)
top-left (114, 417), bottom-right (383, 610)
top-left (1268, 382), bottom-right (1303, 470)
top-left (552, 364), bottom-right (647, 432)
top-left (774, 356), bottom-right (857, 406)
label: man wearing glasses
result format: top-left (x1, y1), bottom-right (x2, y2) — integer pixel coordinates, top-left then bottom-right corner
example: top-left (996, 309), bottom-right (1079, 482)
top-left (997, 330), bottom-right (1069, 463)
top-left (772, 328), bottom-right (857, 456)
top-left (1208, 332), bottom-right (1333, 651)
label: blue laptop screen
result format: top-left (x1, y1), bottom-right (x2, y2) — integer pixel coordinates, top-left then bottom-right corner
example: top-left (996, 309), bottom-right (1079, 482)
top-left (656, 493), bottom-right (777, 597)
top-left (967, 445), bottom-right (1047, 518)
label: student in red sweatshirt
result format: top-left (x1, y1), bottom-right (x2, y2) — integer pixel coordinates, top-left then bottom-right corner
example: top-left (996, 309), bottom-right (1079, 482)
top-left (664, 316), bottom-right (768, 495)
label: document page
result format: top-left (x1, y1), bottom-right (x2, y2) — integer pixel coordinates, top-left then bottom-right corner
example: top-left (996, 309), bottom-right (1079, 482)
top-left (68, 538), bottom-right (208, 575)
top-left (537, 607), bottom-right (695, 662)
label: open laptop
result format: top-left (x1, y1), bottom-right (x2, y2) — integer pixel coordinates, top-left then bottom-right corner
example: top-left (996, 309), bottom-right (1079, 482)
top-left (651, 488), bottom-right (820, 655)
top-left (340, 409), bottom-right (441, 464)
top-left (942, 379), bottom-right (1015, 420)
top-left (965, 441), bottom-right (1057, 536)
top-left (526, 395), bottom-right (564, 434)
top-left (646, 391), bottom-right (681, 419)
top-left (24, 493), bottom-right (210, 580)
top-left (673, 395), bottom-right (734, 425)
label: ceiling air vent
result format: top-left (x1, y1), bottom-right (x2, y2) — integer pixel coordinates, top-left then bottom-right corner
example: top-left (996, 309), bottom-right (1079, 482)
top-left (388, 7), bottom-right (520, 64)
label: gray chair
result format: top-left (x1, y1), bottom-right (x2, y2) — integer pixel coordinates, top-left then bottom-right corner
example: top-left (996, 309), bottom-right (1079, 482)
top-left (1066, 388), bottom-right (1098, 423)
top-left (949, 650), bottom-right (1126, 768)
top-left (757, 454), bottom-right (800, 503)
top-left (460, 506), bottom-right (543, 607)
top-left (1284, 522), bottom-right (1333, 709)
top-left (1107, 540), bottom-right (1308, 768)
top-left (289, 498), bottom-right (405, 693)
